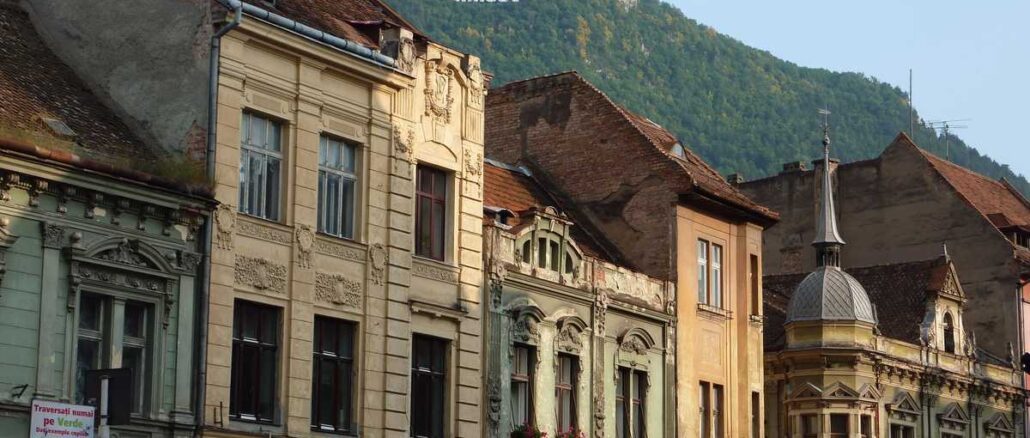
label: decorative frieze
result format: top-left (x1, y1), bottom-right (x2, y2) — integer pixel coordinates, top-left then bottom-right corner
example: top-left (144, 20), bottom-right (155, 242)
top-left (234, 255), bottom-right (287, 294)
top-left (41, 222), bottom-right (64, 249)
top-left (314, 272), bottom-right (361, 308)
top-left (95, 238), bottom-right (152, 268)
top-left (412, 259), bottom-right (459, 283)
top-left (237, 218), bottom-right (291, 245)
top-left (315, 238), bottom-right (366, 262)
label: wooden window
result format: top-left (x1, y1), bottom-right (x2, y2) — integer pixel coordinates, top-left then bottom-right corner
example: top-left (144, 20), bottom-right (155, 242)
top-left (122, 302), bottom-right (148, 414)
top-left (317, 135), bottom-right (358, 239)
top-left (617, 368), bottom-right (637, 438)
top-left (889, 424), bottom-right (914, 438)
top-left (511, 344), bottom-right (535, 427)
top-left (699, 382), bottom-right (710, 438)
top-left (411, 335), bottom-right (447, 438)
top-left (633, 371), bottom-right (647, 438)
top-left (230, 300), bottom-right (280, 423)
top-left (712, 384), bottom-right (723, 438)
top-left (415, 166), bottom-right (448, 261)
top-left (750, 391), bottom-right (760, 438)
top-left (75, 293), bottom-right (106, 404)
top-left (311, 317), bottom-right (356, 433)
top-left (829, 414), bottom-right (849, 437)
top-left (697, 240), bottom-right (709, 304)
top-left (711, 245), bottom-right (723, 308)
top-left (749, 254), bottom-right (760, 316)
top-left (943, 313), bottom-right (956, 353)
top-left (75, 294), bottom-right (151, 414)
top-left (556, 354), bottom-right (578, 432)
top-left (860, 415), bottom-right (873, 438)
top-left (239, 112), bottom-right (282, 221)
top-left (801, 414), bottom-right (818, 438)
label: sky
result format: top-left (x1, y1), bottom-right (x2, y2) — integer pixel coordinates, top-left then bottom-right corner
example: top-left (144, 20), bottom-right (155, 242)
top-left (668, 0), bottom-right (1029, 177)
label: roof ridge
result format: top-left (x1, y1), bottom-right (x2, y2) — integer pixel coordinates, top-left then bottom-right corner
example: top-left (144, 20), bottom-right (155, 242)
top-left (494, 70), bottom-right (581, 90)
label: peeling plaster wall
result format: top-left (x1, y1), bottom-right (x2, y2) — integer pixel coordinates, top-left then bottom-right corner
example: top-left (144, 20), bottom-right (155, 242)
top-left (21, 0), bottom-right (213, 155)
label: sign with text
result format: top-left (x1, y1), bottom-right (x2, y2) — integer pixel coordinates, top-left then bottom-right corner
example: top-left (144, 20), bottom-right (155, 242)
top-left (30, 399), bottom-right (95, 438)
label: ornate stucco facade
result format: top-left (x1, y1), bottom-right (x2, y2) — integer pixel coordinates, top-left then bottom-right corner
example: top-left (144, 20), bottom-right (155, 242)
top-left (200, 3), bottom-right (487, 437)
top-left (481, 161), bottom-right (675, 437)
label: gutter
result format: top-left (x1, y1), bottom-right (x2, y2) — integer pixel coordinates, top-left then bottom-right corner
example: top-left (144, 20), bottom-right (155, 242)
top-left (217, 0), bottom-right (396, 69)
top-left (195, 2), bottom-right (242, 434)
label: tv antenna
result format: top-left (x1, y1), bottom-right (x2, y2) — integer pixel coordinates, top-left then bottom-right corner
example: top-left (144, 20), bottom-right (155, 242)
top-left (926, 119), bottom-right (970, 162)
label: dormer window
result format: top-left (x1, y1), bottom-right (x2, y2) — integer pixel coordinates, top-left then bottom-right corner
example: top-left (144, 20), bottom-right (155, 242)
top-left (517, 225), bottom-right (582, 277)
top-left (943, 313), bottom-right (955, 353)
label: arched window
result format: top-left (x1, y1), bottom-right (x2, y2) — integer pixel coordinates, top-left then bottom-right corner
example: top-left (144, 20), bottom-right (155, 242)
top-left (516, 231), bottom-right (581, 276)
top-left (943, 313), bottom-right (955, 353)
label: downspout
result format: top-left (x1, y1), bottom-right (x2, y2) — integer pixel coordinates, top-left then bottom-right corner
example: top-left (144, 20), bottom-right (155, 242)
top-left (194, 3), bottom-right (242, 435)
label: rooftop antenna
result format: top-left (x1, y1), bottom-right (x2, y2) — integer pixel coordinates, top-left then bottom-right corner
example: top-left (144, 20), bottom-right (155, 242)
top-left (926, 119), bottom-right (970, 162)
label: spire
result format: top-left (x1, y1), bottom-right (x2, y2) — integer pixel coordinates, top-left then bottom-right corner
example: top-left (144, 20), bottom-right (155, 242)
top-left (813, 110), bottom-right (845, 267)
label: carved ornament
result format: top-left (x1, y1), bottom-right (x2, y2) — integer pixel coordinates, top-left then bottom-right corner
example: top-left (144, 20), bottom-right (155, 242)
top-left (214, 204), bottom-right (236, 249)
top-left (42, 222), bottom-right (64, 249)
top-left (424, 60), bottom-right (454, 123)
top-left (315, 238), bottom-right (366, 262)
top-left (555, 323), bottom-right (583, 354)
top-left (234, 255), bottom-right (287, 294)
top-left (295, 224), bottom-right (315, 269)
top-left (368, 243), bottom-right (388, 286)
top-left (412, 260), bottom-right (459, 283)
top-left (314, 272), bottom-right (361, 308)
top-left (237, 219), bottom-right (291, 245)
top-left (393, 125), bottom-right (416, 163)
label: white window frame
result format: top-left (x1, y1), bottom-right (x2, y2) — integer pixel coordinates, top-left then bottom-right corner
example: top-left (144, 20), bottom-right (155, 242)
top-left (711, 244), bottom-right (723, 308)
top-left (317, 135), bottom-right (359, 239)
top-left (239, 112), bottom-right (283, 221)
top-left (697, 240), bottom-right (709, 304)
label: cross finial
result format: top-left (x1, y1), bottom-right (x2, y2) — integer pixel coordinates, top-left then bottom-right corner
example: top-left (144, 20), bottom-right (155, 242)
top-left (818, 108), bottom-right (831, 151)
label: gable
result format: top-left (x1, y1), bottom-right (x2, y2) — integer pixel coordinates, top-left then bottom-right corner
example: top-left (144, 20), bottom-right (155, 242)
top-left (822, 382), bottom-right (860, 399)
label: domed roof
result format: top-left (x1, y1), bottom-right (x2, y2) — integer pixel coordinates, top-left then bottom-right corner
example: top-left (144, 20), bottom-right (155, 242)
top-left (785, 266), bottom-right (877, 324)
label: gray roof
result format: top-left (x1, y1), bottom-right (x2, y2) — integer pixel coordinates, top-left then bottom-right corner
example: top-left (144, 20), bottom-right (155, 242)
top-left (785, 266), bottom-right (877, 324)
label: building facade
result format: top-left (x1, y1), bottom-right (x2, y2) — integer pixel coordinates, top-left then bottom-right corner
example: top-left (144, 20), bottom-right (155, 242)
top-left (482, 160), bottom-right (675, 437)
top-left (485, 72), bottom-right (777, 437)
top-left (200, 2), bottom-right (487, 437)
top-left (0, 5), bottom-right (209, 436)
top-left (761, 130), bottom-right (1024, 438)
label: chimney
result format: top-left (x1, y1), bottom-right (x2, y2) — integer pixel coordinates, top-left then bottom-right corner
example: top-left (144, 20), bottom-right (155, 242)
top-left (381, 27), bottom-right (415, 73)
top-left (781, 161), bottom-right (808, 174)
top-left (726, 173), bottom-right (744, 185)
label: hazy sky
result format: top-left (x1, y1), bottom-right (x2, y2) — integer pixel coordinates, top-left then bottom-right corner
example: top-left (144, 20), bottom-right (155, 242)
top-left (668, 0), bottom-right (1029, 177)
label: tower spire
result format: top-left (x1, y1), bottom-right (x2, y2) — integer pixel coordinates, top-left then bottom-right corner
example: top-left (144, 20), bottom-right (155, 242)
top-left (813, 109), bottom-right (845, 267)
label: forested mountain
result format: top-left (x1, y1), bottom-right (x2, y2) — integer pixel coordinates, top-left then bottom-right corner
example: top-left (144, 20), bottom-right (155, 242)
top-left (387, 0), bottom-right (1029, 194)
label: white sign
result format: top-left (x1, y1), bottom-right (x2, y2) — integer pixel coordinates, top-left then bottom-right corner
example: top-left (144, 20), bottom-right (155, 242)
top-left (30, 399), bottom-right (95, 438)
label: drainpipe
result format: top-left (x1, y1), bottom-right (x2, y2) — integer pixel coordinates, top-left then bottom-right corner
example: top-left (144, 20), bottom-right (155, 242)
top-left (194, 3), bottom-right (242, 435)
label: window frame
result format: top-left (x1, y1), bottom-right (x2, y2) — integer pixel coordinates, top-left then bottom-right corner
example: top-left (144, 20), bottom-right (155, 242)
top-left (414, 165), bottom-right (449, 261)
top-left (555, 353), bottom-right (578, 432)
top-left (699, 381), bottom-right (710, 438)
top-left (230, 300), bottom-right (281, 424)
top-left (311, 316), bottom-right (357, 434)
top-left (697, 240), bottom-right (709, 305)
top-left (511, 344), bottom-right (536, 428)
top-left (317, 134), bottom-right (360, 240)
top-left (410, 334), bottom-right (449, 438)
top-left (697, 239), bottom-right (726, 310)
top-left (239, 111), bottom-right (284, 221)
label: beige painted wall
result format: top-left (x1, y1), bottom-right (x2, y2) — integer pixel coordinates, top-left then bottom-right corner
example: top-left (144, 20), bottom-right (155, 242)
top-left (201, 18), bottom-right (485, 438)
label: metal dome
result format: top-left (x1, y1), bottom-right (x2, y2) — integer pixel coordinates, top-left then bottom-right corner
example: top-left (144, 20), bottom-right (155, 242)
top-left (785, 266), bottom-right (877, 324)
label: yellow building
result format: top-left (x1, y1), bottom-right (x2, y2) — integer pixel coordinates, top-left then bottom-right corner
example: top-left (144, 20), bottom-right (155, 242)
top-left (201, 1), bottom-right (487, 437)
top-left (485, 71), bottom-right (778, 437)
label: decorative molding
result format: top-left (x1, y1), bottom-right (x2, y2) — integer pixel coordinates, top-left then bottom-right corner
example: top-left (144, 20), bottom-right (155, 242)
top-left (486, 378), bottom-right (501, 431)
top-left (41, 222), bottom-right (64, 249)
top-left (463, 149), bottom-right (483, 197)
top-left (237, 219), bottom-right (291, 245)
top-left (424, 59), bottom-right (455, 123)
top-left (295, 225), bottom-right (315, 269)
top-left (234, 255), bottom-right (287, 294)
top-left (512, 313), bottom-right (540, 344)
top-left (412, 259), bottom-right (459, 283)
top-left (410, 298), bottom-right (466, 321)
top-left (594, 289), bottom-right (609, 336)
top-left (178, 251), bottom-right (202, 273)
top-left (619, 336), bottom-right (649, 355)
top-left (488, 263), bottom-right (506, 311)
top-left (28, 178), bottom-right (47, 208)
top-left (315, 238), bottom-right (366, 262)
top-left (314, 272), bottom-right (361, 308)
top-left (464, 57), bottom-right (485, 108)
top-left (95, 238), bottom-right (153, 268)
top-left (395, 36), bottom-right (416, 74)
top-left (393, 125), bottom-right (415, 163)
top-left (214, 204), bottom-right (236, 250)
top-left (368, 243), bottom-right (388, 286)
top-left (555, 323), bottom-right (584, 354)
top-left (0, 217), bottom-right (18, 296)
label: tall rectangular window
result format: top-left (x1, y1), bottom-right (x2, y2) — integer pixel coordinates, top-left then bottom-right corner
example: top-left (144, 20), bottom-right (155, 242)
top-left (749, 254), bottom-right (760, 316)
top-left (317, 136), bottom-right (358, 239)
top-left (75, 294), bottom-right (151, 414)
top-left (860, 415), bottom-right (872, 438)
top-left (829, 414), bottom-right (849, 437)
top-left (750, 392), bottom-right (761, 438)
top-left (311, 317), bottom-right (355, 433)
top-left (511, 344), bottom-right (534, 427)
top-left (230, 300), bottom-right (280, 423)
top-left (699, 382), bottom-right (710, 438)
top-left (697, 240), bottom-right (709, 304)
top-left (411, 335), bottom-right (447, 438)
top-left (801, 414), bottom-right (818, 438)
top-left (633, 371), bottom-right (646, 438)
top-left (889, 424), bottom-right (913, 438)
top-left (556, 354), bottom-right (577, 432)
top-left (239, 112), bottom-right (282, 221)
top-left (616, 368), bottom-right (630, 438)
top-left (713, 384), bottom-right (724, 438)
top-left (711, 245), bottom-right (723, 308)
top-left (415, 166), bottom-right (447, 261)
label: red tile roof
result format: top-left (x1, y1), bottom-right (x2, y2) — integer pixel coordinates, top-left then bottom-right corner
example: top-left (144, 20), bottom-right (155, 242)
top-left (483, 160), bottom-right (615, 262)
top-left (252, 0), bottom-right (424, 49)
top-left (0, 5), bottom-right (149, 162)
top-left (763, 256), bottom-right (951, 350)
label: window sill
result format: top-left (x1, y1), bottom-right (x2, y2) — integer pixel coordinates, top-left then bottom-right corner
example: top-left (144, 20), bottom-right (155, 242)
top-left (748, 314), bottom-right (765, 324)
top-left (412, 254), bottom-right (456, 268)
top-left (238, 210), bottom-right (283, 226)
top-left (311, 426), bottom-right (359, 437)
top-left (317, 230), bottom-right (359, 244)
top-left (697, 304), bottom-right (732, 319)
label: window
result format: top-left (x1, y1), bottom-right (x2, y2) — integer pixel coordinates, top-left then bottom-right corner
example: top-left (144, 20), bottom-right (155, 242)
top-left (943, 313), bottom-right (955, 353)
top-left (519, 233), bottom-right (580, 274)
top-left (556, 354), bottom-right (577, 432)
top-left (616, 368), bottom-right (646, 438)
top-left (230, 300), bottom-right (280, 422)
top-left (318, 136), bottom-right (358, 239)
top-left (411, 335), bottom-right (447, 438)
top-left (889, 424), bottom-right (914, 438)
top-left (75, 294), bottom-right (151, 414)
top-left (311, 317), bottom-right (356, 433)
top-left (750, 392), bottom-right (760, 438)
top-left (829, 414), bottom-right (849, 437)
top-left (860, 415), bottom-right (872, 438)
top-left (239, 112), bottom-right (283, 221)
top-left (697, 240), bottom-right (708, 304)
top-left (511, 344), bottom-right (535, 427)
top-left (712, 384), bottom-right (723, 438)
top-left (711, 245), bottom-right (723, 308)
top-left (699, 382), bottom-right (710, 438)
top-left (801, 414), bottom-right (818, 438)
top-left (749, 254), bottom-right (760, 316)
top-left (415, 166), bottom-right (447, 261)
